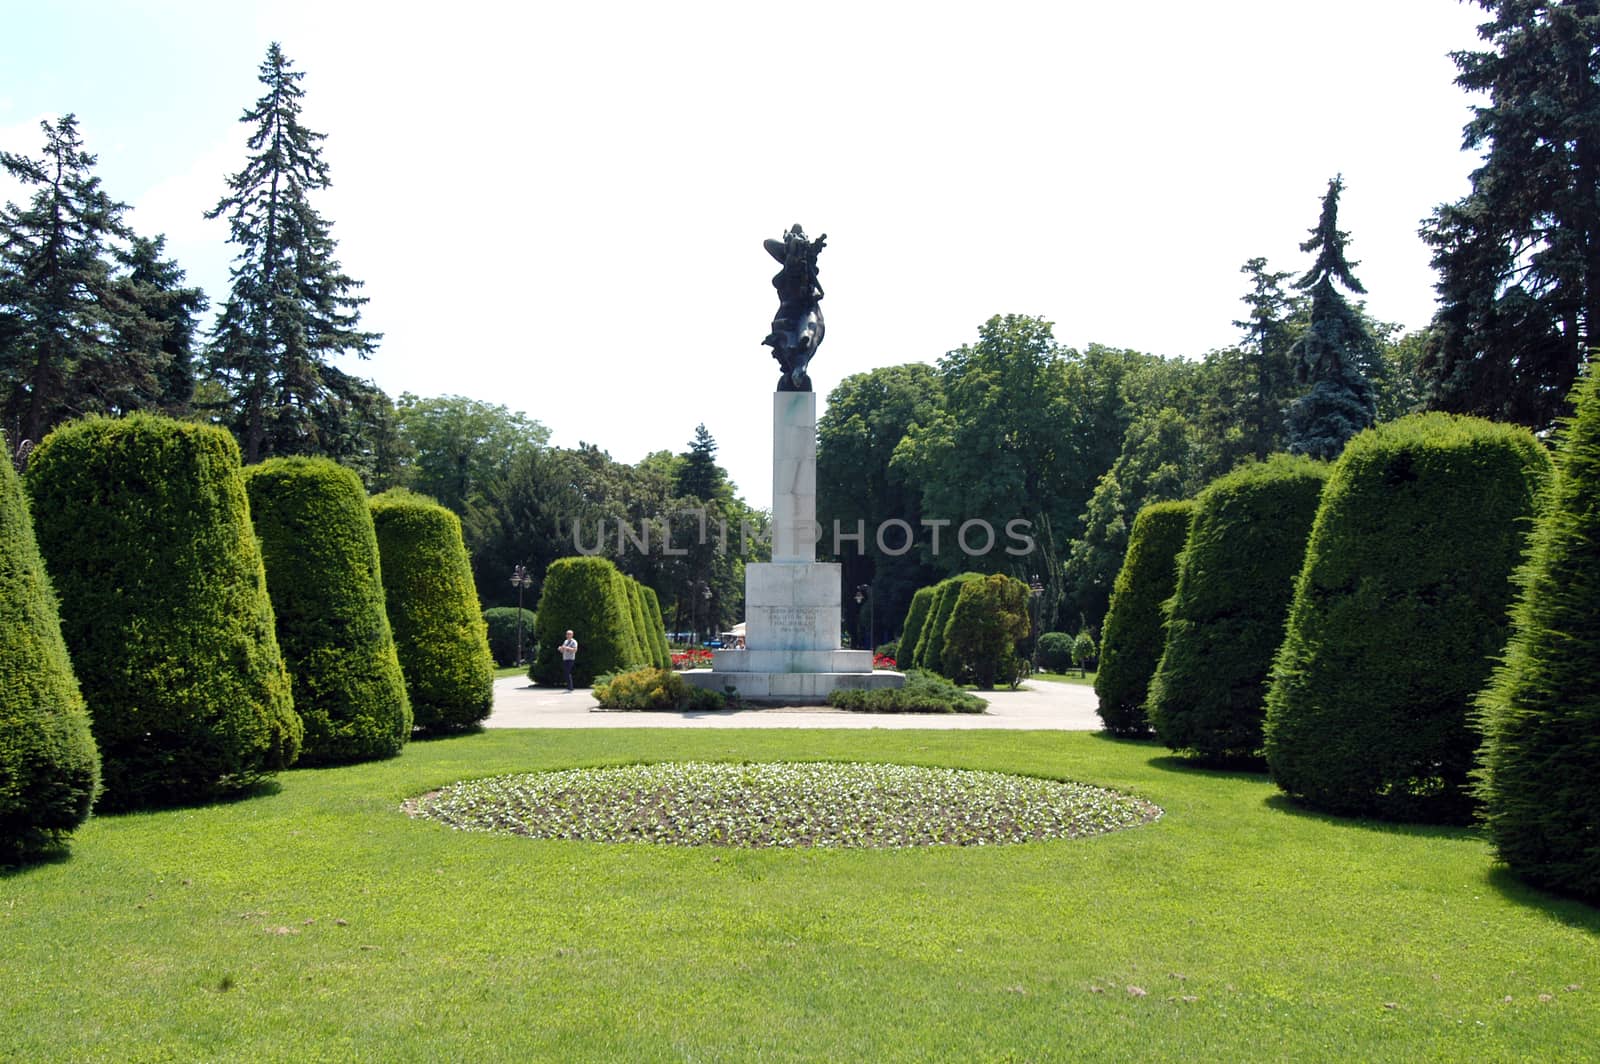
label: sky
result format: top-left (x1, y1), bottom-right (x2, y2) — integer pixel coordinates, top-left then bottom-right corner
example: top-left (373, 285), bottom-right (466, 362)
top-left (2, 0), bottom-right (1492, 510)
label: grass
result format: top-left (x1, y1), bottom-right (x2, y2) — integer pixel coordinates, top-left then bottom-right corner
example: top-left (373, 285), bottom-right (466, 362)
top-left (1030, 668), bottom-right (1096, 686)
top-left (3, 729), bottom-right (1597, 1062)
top-left (493, 664), bottom-right (526, 678)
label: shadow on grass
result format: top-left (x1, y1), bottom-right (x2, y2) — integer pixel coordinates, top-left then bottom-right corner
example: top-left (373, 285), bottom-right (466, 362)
top-left (93, 776), bottom-right (284, 817)
top-left (1260, 793), bottom-right (1479, 841)
top-left (1143, 752), bottom-right (1270, 785)
top-left (408, 724), bottom-right (487, 744)
top-left (1484, 865), bottom-right (1600, 932)
top-left (0, 841), bottom-right (73, 878)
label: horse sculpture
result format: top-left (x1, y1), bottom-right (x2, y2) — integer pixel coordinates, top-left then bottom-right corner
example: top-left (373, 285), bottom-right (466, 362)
top-left (762, 224), bottom-right (827, 392)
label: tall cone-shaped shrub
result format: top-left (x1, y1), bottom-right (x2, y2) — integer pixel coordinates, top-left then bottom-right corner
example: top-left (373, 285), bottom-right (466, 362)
top-left (369, 490), bottom-right (493, 732)
top-left (898, 587), bottom-right (935, 670)
top-left (942, 573), bottom-right (1031, 689)
top-left (919, 573), bottom-right (982, 677)
top-left (1148, 456), bottom-right (1328, 764)
top-left (245, 458), bottom-right (411, 763)
top-left (1265, 414), bottom-right (1551, 823)
top-left (26, 415), bottom-right (300, 809)
top-left (531, 556), bottom-right (644, 687)
top-left (0, 434), bottom-right (100, 856)
top-left (622, 577), bottom-right (651, 667)
top-left (1475, 372), bottom-right (1600, 899)
top-left (1095, 499), bottom-right (1194, 737)
top-left (640, 585), bottom-right (671, 667)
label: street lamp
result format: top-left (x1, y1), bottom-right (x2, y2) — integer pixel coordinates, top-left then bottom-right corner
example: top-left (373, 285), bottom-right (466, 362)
top-left (510, 564), bottom-right (534, 665)
top-left (700, 581), bottom-right (713, 645)
top-left (1028, 575), bottom-right (1045, 672)
top-left (855, 583), bottom-right (874, 655)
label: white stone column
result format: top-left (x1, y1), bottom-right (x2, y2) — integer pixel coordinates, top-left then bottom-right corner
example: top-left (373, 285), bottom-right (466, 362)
top-left (770, 391), bottom-right (818, 562)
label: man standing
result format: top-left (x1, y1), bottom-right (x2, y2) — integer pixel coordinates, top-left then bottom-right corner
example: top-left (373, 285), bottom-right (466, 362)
top-left (560, 630), bottom-right (579, 692)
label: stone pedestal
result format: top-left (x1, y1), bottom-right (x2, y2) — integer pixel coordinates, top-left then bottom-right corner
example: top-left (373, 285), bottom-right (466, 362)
top-left (685, 391), bottom-right (903, 702)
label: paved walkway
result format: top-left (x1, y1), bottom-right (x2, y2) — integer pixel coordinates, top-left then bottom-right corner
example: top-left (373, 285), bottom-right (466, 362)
top-left (485, 674), bottom-right (1103, 730)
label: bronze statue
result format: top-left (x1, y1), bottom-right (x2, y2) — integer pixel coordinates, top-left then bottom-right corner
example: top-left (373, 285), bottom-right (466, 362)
top-left (762, 224), bottom-right (826, 391)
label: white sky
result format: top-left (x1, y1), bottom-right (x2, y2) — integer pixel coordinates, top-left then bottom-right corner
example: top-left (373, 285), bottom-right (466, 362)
top-left (2, 0), bottom-right (1490, 510)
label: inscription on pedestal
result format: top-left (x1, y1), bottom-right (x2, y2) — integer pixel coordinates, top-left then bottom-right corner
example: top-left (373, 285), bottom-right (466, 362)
top-left (768, 605), bottom-right (820, 641)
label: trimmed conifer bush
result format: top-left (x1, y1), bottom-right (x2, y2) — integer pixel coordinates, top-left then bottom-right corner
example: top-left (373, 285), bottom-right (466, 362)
top-left (1148, 456), bottom-right (1328, 764)
top-left (898, 587), bottom-right (935, 670)
top-left (1034, 632), bottom-right (1075, 673)
top-left (370, 489), bottom-right (494, 732)
top-left (246, 458), bottom-right (411, 764)
top-left (483, 607), bottom-right (537, 667)
top-left (531, 556), bottom-right (646, 687)
top-left (1095, 499), bottom-right (1194, 738)
top-left (919, 573), bottom-right (982, 677)
top-left (1264, 414), bottom-right (1551, 823)
top-left (0, 434), bottom-right (100, 856)
top-left (622, 577), bottom-right (652, 668)
top-left (640, 585), bottom-right (671, 668)
top-left (942, 573), bottom-right (1031, 689)
top-left (26, 414), bottom-right (300, 810)
top-left (1476, 374), bottom-right (1600, 900)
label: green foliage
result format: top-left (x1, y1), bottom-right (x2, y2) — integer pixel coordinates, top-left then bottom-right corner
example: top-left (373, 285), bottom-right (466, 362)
top-left (1420, 1), bottom-right (1598, 432)
top-left (531, 556), bottom-right (645, 687)
top-left (897, 587), bottom-right (935, 669)
top-left (392, 393), bottom-right (550, 517)
top-left (0, 116), bottom-right (202, 444)
top-left (1071, 630), bottom-right (1098, 671)
top-left (26, 414), bottom-right (300, 809)
top-left (1264, 413), bottom-right (1552, 822)
top-left (592, 666), bottom-right (724, 712)
top-left (639, 585), bottom-right (671, 668)
top-left (942, 573), bottom-right (1031, 690)
top-left (206, 43), bottom-right (380, 464)
top-left (1148, 456), bottom-right (1329, 764)
top-left (369, 489), bottom-right (493, 732)
top-left (1476, 372), bottom-right (1600, 900)
top-left (1035, 632), bottom-right (1076, 673)
top-left (1286, 177), bottom-right (1377, 461)
top-left (622, 577), bottom-right (652, 668)
top-left (826, 671), bottom-right (987, 714)
top-left (916, 573), bottom-right (982, 675)
top-left (0, 432), bottom-right (99, 855)
top-left (245, 457), bottom-right (410, 764)
top-left (1094, 499), bottom-right (1194, 738)
top-left (875, 641), bottom-right (899, 662)
top-left (482, 607), bottom-right (537, 667)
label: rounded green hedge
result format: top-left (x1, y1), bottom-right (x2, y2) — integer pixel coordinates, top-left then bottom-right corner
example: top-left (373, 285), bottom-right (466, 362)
top-left (370, 489), bottom-right (494, 732)
top-left (531, 556), bottom-right (646, 688)
top-left (1036, 631), bottom-right (1076, 673)
top-left (1148, 456), bottom-right (1329, 764)
top-left (0, 433), bottom-right (100, 856)
top-left (483, 607), bottom-right (537, 667)
top-left (246, 458), bottom-right (411, 764)
top-left (1264, 414), bottom-right (1552, 822)
top-left (1094, 499), bottom-right (1194, 738)
top-left (1476, 374), bottom-right (1600, 899)
top-left (26, 414), bottom-right (300, 810)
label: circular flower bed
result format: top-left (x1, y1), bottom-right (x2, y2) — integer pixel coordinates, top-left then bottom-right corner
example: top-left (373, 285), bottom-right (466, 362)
top-left (406, 761), bottom-right (1160, 848)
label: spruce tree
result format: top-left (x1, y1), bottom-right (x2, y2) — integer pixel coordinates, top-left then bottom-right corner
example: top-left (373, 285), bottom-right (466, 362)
top-left (1421, 2), bottom-right (1600, 431)
top-left (1286, 176), bottom-right (1377, 461)
top-left (1232, 257), bottom-right (1303, 461)
top-left (0, 116), bottom-right (152, 443)
top-left (207, 42), bottom-right (380, 463)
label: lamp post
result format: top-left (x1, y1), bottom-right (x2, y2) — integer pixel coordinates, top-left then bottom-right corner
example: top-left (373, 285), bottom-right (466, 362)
top-left (1028, 575), bottom-right (1045, 673)
top-left (700, 581), bottom-right (713, 645)
top-left (510, 564), bottom-right (534, 665)
top-left (855, 583), bottom-right (874, 656)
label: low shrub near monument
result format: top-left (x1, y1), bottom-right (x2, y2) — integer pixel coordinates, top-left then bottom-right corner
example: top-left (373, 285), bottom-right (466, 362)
top-left (827, 671), bottom-right (986, 714)
top-left (593, 667), bottom-right (725, 711)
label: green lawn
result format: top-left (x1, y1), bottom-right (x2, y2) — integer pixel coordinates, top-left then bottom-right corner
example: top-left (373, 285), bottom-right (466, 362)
top-left (3, 729), bottom-right (1595, 1062)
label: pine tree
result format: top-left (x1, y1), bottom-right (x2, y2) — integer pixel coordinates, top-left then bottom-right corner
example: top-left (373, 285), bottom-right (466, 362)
top-left (1232, 257), bottom-right (1303, 461)
top-left (1, 116), bottom-right (137, 443)
top-left (207, 42), bottom-right (380, 463)
top-left (114, 234), bottom-right (206, 417)
top-left (1286, 176), bottom-right (1378, 460)
top-left (1421, 1), bottom-right (1600, 431)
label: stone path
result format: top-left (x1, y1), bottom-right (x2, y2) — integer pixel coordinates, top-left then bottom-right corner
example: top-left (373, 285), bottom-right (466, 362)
top-left (485, 674), bottom-right (1103, 730)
